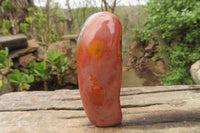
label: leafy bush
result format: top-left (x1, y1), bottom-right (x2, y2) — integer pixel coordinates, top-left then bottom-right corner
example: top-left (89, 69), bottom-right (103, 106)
top-left (29, 61), bottom-right (50, 91)
top-left (1, 1), bottom-right (12, 10)
top-left (142, 0), bottom-right (200, 85)
top-left (0, 20), bottom-right (11, 36)
top-left (0, 47), bottom-right (69, 92)
top-left (0, 48), bottom-right (13, 73)
top-left (20, 23), bottom-right (29, 33)
top-left (17, 7), bottom-right (61, 47)
top-left (46, 50), bottom-right (68, 87)
top-left (0, 48), bottom-right (35, 91)
top-left (7, 69), bottom-right (34, 91)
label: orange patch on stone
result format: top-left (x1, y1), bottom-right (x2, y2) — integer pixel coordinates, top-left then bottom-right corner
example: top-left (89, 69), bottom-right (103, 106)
top-left (88, 40), bottom-right (104, 59)
top-left (88, 74), bottom-right (104, 106)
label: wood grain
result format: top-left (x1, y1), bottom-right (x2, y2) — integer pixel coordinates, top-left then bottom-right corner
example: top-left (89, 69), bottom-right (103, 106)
top-left (0, 85), bottom-right (200, 132)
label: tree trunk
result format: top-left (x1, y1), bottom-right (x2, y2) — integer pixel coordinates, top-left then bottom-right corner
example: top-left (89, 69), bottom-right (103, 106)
top-left (65, 0), bottom-right (73, 33)
top-left (111, 0), bottom-right (117, 13)
top-left (57, 68), bottom-right (62, 87)
top-left (43, 80), bottom-right (48, 91)
top-left (102, 0), bottom-right (108, 11)
top-left (42, 0), bottom-right (51, 43)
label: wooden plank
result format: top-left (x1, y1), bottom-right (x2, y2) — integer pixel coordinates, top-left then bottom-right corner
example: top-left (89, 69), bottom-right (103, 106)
top-left (0, 85), bottom-right (200, 132)
top-left (61, 34), bottom-right (79, 40)
top-left (0, 34), bottom-right (28, 50)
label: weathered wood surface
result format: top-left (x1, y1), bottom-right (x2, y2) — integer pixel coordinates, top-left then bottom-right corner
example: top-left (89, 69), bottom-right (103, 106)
top-left (0, 85), bottom-right (200, 133)
top-left (61, 34), bottom-right (78, 40)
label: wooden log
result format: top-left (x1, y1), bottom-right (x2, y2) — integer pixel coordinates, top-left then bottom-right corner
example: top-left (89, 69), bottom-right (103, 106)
top-left (61, 34), bottom-right (79, 40)
top-left (8, 39), bottom-right (39, 58)
top-left (0, 34), bottom-right (28, 51)
top-left (0, 85), bottom-right (200, 132)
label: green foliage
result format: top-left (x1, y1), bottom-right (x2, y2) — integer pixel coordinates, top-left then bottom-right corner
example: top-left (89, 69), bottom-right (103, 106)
top-left (46, 50), bottom-right (68, 86)
top-left (19, 8), bottom-right (57, 45)
top-left (0, 80), bottom-right (2, 89)
top-left (7, 69), bottom-right (34, 91)
top-left (151, 53), bottom-right (160, 61)
top-left (20, 23), bottom-right (29, 33)
top-left (145, 0), bottom-right (200, 44)
top-left (25, 17), bottom-right (33, 24)
top-left (142, 0), bottom-right (200, 85)
top-left (1, 1), bottom-right (12, 10)
top-left (28, 7), bottom-right (34, 14)
top-left (35, 24), bottom-right (42, 30)
top-left (132, 28), bottom-right (153, 43)
top-left (29, 61), bottom-right (50, 91)
top-left (0, 48), bottom-right (13, 71)
top-left (29, 61), bottom-right (49, 81)
top-left (59, 17), bottom-right (65, 23)
top-left (0, 48), bottom-right (13, 92)
top-left (0, 48), bottom-right (34, 91)
top-left (50, 30), bottom-right (58, 43)
top-left (47, 50), bottom-right (68, 75)
top-left (0, 20), bottom-right (11, 36)
top-left (34, 13), bottom-right (47, 24)
top-left (69, 32), bottom-right (74, 35)
top-left (122, 49), bottom-right (128, 54)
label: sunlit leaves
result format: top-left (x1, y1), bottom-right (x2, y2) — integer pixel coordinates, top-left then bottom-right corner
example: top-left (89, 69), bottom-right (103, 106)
top-left (145, 0), bottom-right (200, 85)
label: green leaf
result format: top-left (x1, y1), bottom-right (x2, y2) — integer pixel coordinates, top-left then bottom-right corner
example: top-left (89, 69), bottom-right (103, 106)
top-left (3, 20), bottom-right (11, 30)
top-left (8, 69), bottom-right (21, 84)
top-left (20, 23), bottom-right (29, 33)
top-left (47, 50), bottom-right (60, 64)
top-left (0, 80), bottom-right (2, 88)
top-left (35, 24), bottom-right (42, 30)
top-left (22, 74), bottom-right (34, 83)
top-left (8, 58), bottom-right (13, 67)
top-left (26, 17), bottom-right (33, 24)
top-left (59, 17), bottom-right (65, 23)
top-left (27, 8), bottom-right (34, 14)
top-left (24, 84), bottom-right (30, 90)
top-left (1, 1), bottom-right (12, 10)
top-left (30, 61), bottom-right (49, 80)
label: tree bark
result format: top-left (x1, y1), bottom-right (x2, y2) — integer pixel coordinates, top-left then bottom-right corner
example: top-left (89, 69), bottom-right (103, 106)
top-left (44, 0), bottom-right (51, 43)
top-left (111, 0), bottom-right (117, 13)
top-left (65, 0), bottom-right (73, 33)
top-left (43, 80), bottom-right (48, 91)
top-left (102, 0), bottom-right (108, 11)
top-left (57, 68), bottom-right (62, 87)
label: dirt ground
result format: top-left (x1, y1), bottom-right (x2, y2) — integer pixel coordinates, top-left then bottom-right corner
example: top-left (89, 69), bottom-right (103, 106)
top-left (125, 41), bottom-right (167, 86)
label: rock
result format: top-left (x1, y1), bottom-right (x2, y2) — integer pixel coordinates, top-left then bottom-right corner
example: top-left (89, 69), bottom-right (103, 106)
top-left (0, 34), bottom-right (28, 51)
top-left (155, 60), bottom-right (167, 74)
top-left (8, 39), bottom-right (39, 58)
top-left (128, 42), bottom-right (143, 58)
top-left (36, 47), bottom-right (46, 61)
top-left (190, 60), bottom-right (200, 84)
top-left (19, 53), bottom-right (36, 67)
top-left (12, 58), bottom-right (21, 69)
top-left (126, 41), bottom-right (167, 86)
top-left (145, 42), bottom-right (155, 51)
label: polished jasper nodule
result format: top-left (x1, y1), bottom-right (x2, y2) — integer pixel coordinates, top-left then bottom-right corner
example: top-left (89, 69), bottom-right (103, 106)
top-left (77, 12), bottom-right (122, 127)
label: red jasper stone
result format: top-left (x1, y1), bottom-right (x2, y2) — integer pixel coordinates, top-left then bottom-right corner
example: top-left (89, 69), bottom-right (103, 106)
top-left (77, 12), bottom-right (122, 127)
